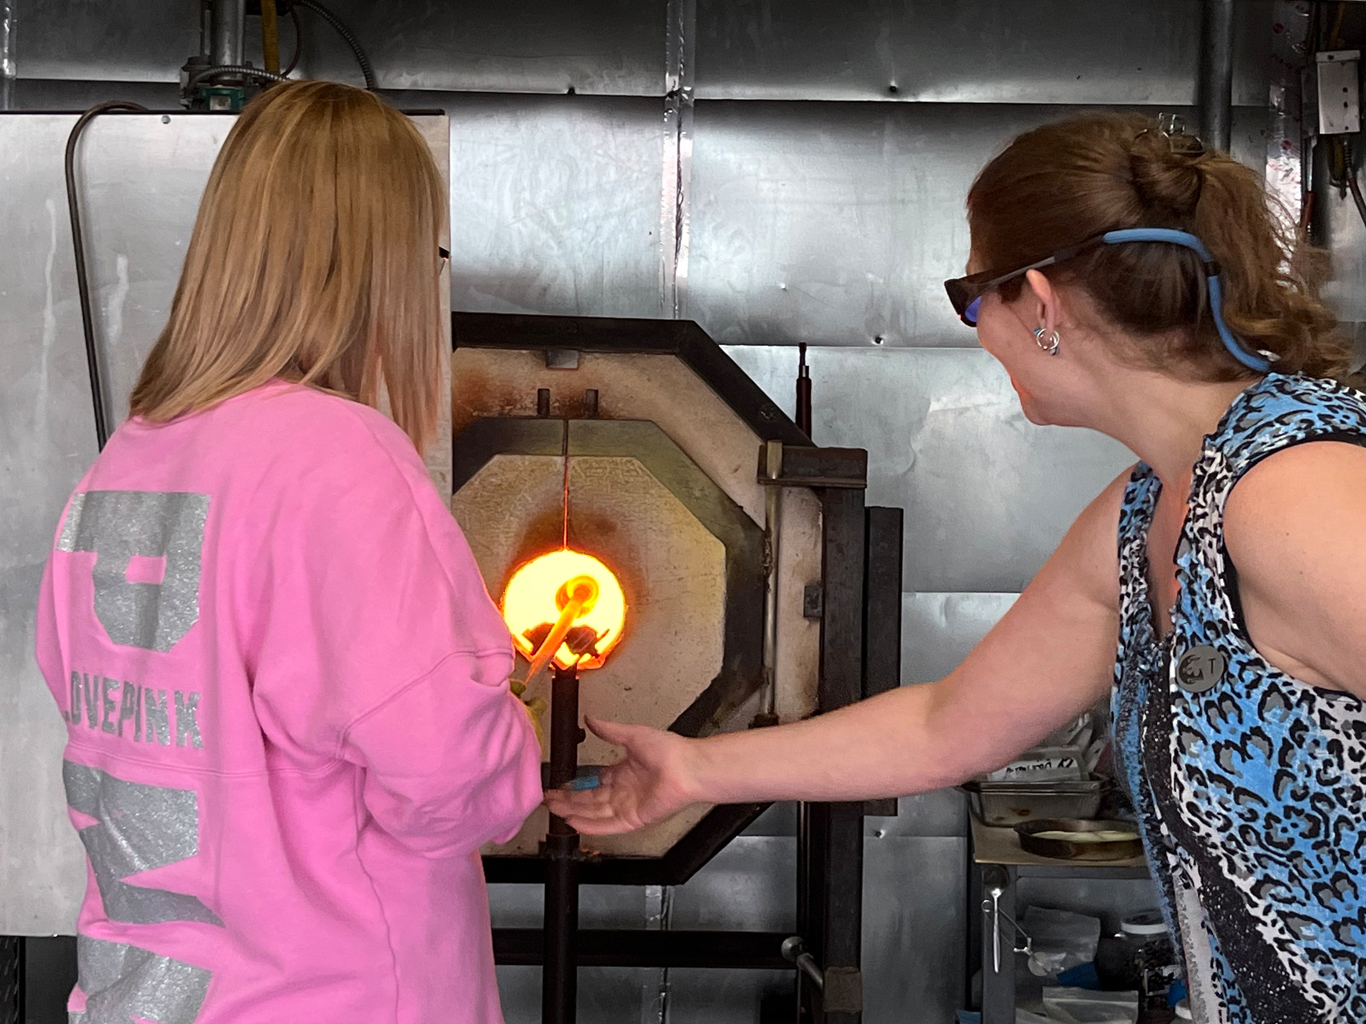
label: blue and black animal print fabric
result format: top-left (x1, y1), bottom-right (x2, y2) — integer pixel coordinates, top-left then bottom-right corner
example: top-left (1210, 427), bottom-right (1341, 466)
top-left (1112, 373), bottom-right (1366, 1023)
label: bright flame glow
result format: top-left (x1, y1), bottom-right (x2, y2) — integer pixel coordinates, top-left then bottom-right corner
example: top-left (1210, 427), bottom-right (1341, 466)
top-left (501, 549), bottom-right (627, 671)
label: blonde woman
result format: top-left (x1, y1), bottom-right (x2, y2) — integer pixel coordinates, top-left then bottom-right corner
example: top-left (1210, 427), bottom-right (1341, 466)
top-left (36, 82), bottom-right (540, 1023)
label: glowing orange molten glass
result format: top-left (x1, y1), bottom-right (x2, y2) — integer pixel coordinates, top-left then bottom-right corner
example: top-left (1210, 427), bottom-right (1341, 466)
top-left (501, 550), bottom-right (627, 671)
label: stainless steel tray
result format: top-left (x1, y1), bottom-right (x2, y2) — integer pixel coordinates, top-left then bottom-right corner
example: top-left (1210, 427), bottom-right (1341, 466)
top-left (960, 778), bottom-right (1103, 826)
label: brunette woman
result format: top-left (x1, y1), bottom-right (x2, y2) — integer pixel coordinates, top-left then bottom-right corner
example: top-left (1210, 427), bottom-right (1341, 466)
top-left (548, 114), bottom-right (1366, 1023)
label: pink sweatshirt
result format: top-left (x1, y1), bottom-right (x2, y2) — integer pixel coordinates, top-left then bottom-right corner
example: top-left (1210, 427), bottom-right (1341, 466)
top-left (35, 381), bottom-right (542, 1024)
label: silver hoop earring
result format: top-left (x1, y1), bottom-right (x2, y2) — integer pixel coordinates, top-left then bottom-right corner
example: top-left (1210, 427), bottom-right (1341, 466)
top-left (1033, 327), bottom-right (1061, 356)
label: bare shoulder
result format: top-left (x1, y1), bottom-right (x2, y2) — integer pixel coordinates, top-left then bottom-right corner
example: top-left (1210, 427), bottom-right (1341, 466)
top-left (1225, 441), bottom-right (1366, 559)
top-left (1223, 440), bottom-right (1366, 697)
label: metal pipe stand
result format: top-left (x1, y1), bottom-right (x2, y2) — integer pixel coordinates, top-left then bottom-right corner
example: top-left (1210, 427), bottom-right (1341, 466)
top-left (543, 664), bottom-right (582, 1024)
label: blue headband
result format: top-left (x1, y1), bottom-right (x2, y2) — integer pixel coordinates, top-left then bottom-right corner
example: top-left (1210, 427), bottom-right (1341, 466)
top-left (1100, 228), bottom-right (1273, 374)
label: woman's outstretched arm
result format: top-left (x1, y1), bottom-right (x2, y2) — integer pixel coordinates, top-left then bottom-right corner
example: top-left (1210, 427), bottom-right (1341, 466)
top-left (546, 469), bottom-right (1133, 834)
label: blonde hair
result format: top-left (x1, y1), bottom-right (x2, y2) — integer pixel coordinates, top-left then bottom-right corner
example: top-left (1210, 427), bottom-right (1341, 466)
top-left (129, 80), bottom-right (447, 450)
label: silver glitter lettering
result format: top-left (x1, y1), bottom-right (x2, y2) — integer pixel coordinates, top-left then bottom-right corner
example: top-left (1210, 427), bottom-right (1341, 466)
top-left (54, 491), bottom-right (210, 652)
top-left (56, 493), bottom-right (87, 552)
top-left (134, 686), bottom-right (142, 743)
top-left (71, 934), bottom-right (211, 1024)
top-left (173, 692), bottom-right (202, 750)
top-left (101, 678), bottom-right (117, 734)
top-left (144, 690), bottom-right (169, 746)
top-left (82, 674), bottom-right (98, 729)
top-left (117, 683), bottom-right (137, 738)
top-left (62, 762), bottom-right (223, 927)
top-left (70, 671), bottom-right (82, 724)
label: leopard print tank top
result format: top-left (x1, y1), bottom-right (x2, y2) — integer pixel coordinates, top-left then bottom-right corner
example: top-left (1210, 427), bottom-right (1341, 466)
top-left (1112, 372), bottom-right (1366, 1023)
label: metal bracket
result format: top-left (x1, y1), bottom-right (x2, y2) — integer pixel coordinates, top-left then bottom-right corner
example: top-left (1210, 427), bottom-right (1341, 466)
top-left (757, 443), bottom-right (867, 490)
top-left (1316, 49), bottom-right (1361, 135)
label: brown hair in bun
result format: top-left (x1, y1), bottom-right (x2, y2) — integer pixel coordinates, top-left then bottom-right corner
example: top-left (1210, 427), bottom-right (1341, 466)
top-left (967, 112), bottom-right (1347, 380)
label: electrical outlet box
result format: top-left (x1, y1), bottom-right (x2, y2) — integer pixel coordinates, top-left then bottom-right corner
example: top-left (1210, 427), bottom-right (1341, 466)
top-left (1317, 49), bottom-right (1361, 135)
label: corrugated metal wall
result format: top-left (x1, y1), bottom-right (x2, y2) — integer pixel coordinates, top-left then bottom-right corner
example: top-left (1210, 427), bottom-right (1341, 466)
top-left (3, 2), bottom-right (1282, 1020)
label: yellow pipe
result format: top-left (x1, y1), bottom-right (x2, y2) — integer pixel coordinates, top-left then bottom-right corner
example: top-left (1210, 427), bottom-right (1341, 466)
top-left (261, 0), bottom-right (280, 76)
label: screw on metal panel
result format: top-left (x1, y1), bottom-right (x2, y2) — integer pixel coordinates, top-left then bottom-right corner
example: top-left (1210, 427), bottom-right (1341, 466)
top-left (161, 114), bottom-right (171, 124)
top-left (872, 335), bottom-right (885, 345)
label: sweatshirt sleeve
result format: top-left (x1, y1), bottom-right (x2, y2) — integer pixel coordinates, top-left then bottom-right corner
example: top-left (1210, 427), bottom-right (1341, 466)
top-left (341, 650), bottom-right (542, 854)
top-left (250, 408), bottom-right (541, 855)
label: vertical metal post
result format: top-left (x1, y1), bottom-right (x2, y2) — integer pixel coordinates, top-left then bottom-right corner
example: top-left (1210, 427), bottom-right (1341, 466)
top-left (659, 0), bottom-right (696, 318)
top-left (795, 798), bottom-right (812, 1014)
top-left (0, 0), bottom-right (15, 112)
top-left (979, 866), bottom-right (1017, 1024)
top-left (544, 665), bottom-right (582, 1024)
top-left (860, 508), bottom-right (903, 703)
top-left (198, 0), bottom-right (213, 60)
top-left (1266, 1), bottom-right (1313, 227)
top-left (211, 0), bottom-right (246, 68)
top-left (812, 485), bottom-right (867, 1024)
top-left (796, 345), bottom-right (813, 440)
top-left (1198, 0), bottom-right (1236, 152)
top-left (757, 440), bottom-right (784, 727)
top-left (861, 507), bottom-right (903, 818)
top-left (0, 936), bottom-right (24, 1024)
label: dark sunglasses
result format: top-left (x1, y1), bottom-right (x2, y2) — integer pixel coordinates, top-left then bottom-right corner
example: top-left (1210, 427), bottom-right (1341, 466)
top-left (944, 234), bottom-right (1118, 327)
top-left (942, 227), bottom-right (1271, 374)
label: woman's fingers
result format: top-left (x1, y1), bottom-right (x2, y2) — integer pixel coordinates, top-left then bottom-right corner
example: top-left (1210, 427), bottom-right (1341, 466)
top-left (542, 716), bottom-right (695, 835)
top-left (571, 814), bottom-right (637, 836)
top-left (544, 785), bottom-right (611, 817)
top-left (544, 792), bottom-right (636, 834)
top-left (583, 715), bottom-right (642, 748)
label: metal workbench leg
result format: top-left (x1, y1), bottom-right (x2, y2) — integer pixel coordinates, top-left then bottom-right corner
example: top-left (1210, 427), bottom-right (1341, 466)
top-left (0, 936), bottom-right (24, 1024)
top-left (980, 865), bottom-right (1016, 1024)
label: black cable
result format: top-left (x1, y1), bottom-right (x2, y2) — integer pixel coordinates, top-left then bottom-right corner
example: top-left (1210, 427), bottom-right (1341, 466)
top-left (65, 101), bottom-right (148, 451)
top-left (188, 64), bottom-right (293, 91)
top-left (283, 4), bottom-right (304, 76)
top-left (294, 0), bottom-right (376, 90)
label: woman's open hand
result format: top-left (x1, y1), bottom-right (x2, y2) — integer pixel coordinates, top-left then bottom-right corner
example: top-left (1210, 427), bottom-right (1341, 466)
top-left (543, 717), bottom-right (699, 835)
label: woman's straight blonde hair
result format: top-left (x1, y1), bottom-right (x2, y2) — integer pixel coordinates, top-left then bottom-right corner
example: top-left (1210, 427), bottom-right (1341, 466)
top-left (129, 80), bottom-right (447, 451)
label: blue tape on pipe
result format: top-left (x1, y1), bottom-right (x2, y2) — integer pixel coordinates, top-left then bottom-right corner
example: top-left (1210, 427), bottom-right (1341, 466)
top-left (567, 771), bottom-right (601, 791)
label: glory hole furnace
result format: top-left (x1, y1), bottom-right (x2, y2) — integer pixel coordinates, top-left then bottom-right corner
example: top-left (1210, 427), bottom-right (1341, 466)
top-left (450, 311), bottom-right (905, 1024)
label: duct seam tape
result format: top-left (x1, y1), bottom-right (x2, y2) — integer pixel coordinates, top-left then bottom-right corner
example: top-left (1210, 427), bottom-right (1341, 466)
top-left (1, 0), bottom-right (15, 85)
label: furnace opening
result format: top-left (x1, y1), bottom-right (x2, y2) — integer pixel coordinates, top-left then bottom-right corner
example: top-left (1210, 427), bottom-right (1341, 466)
top-left (501, 549), bottom-right (627, 672)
